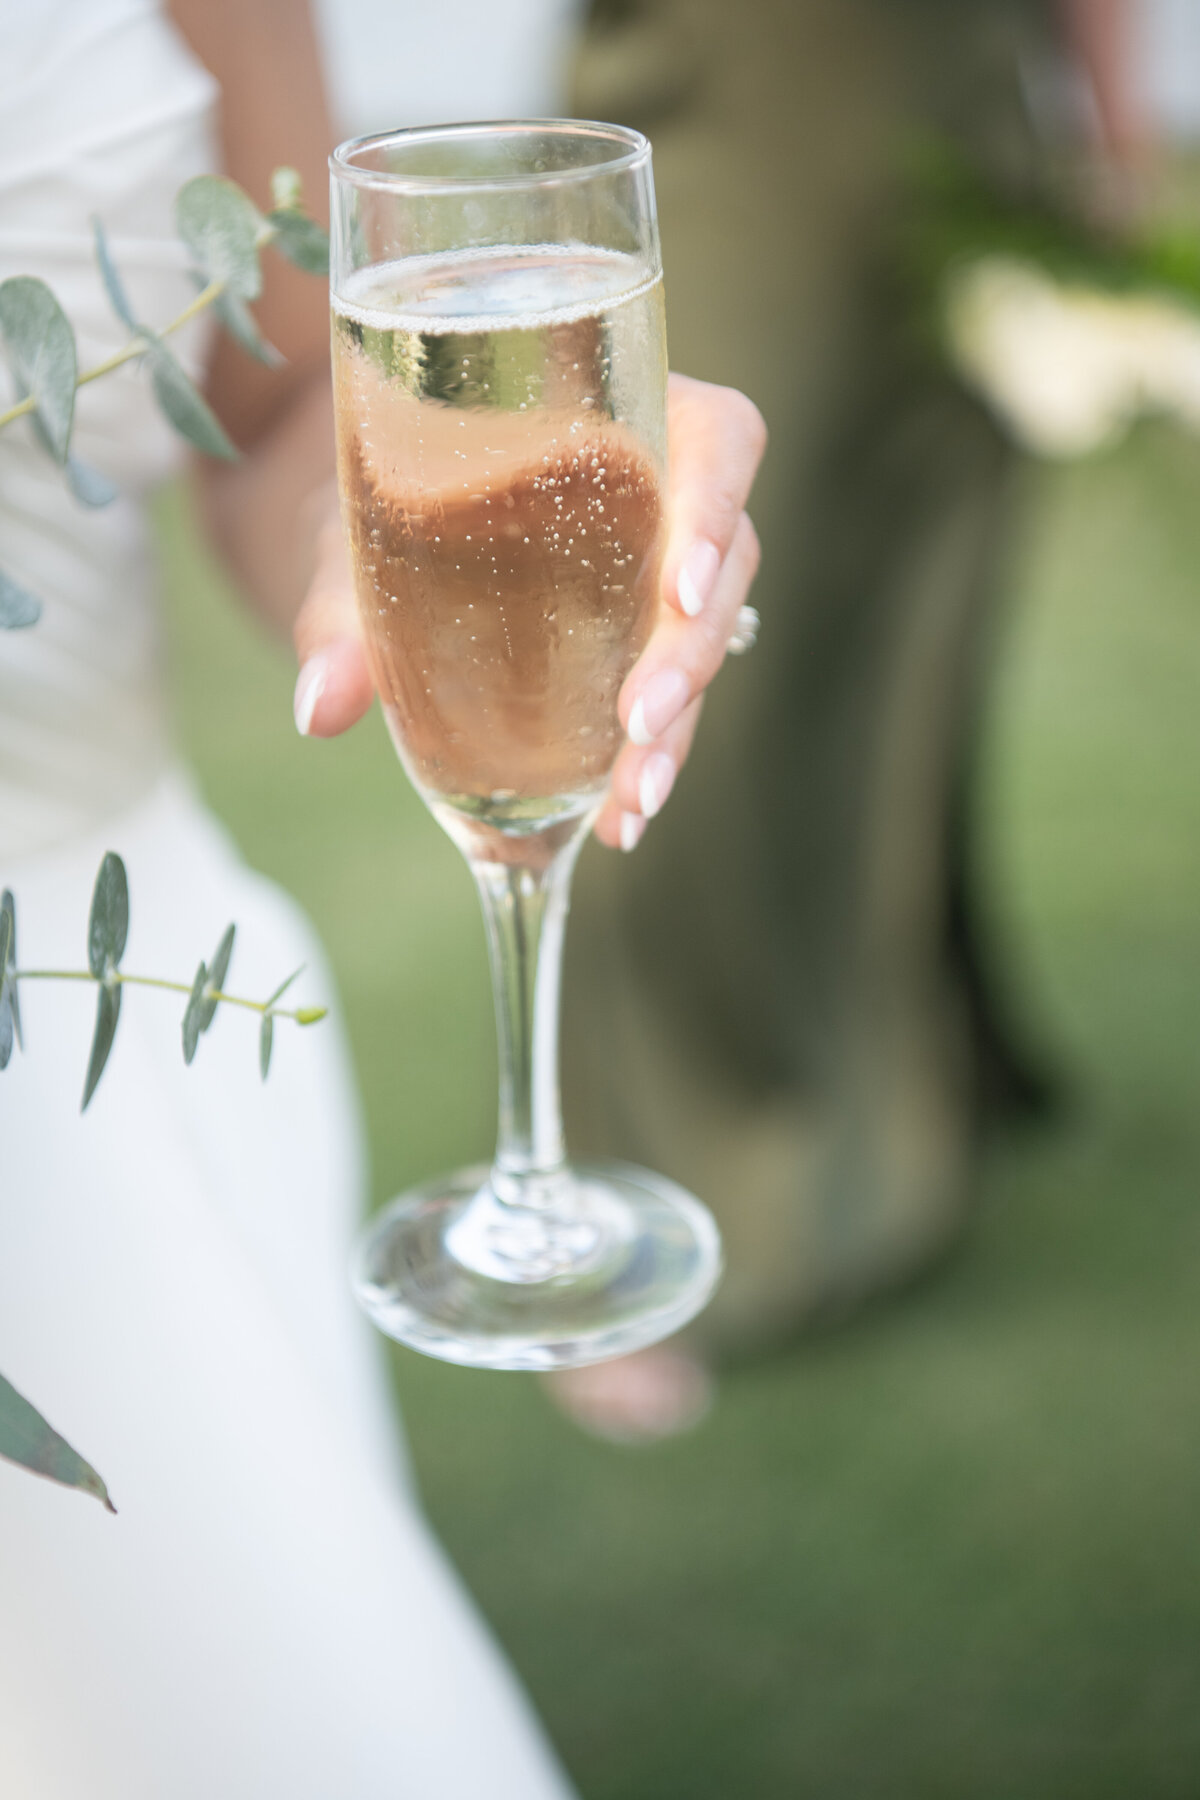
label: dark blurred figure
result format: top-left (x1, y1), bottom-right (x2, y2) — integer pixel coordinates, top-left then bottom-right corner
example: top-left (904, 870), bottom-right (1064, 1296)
top-left (563, 0), bottom-right (1130, 1364)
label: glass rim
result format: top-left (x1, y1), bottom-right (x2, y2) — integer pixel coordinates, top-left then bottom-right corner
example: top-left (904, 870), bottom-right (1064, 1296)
top-left (329, 119), bottom-right (651, 196)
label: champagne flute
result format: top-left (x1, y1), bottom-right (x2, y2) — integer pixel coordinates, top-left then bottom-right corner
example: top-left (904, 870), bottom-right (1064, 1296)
top-left (330, 122), bottom-right (721, 1370)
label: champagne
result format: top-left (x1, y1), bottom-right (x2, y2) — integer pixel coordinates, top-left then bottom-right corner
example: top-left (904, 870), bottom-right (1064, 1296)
top-left (332, 247), bottom-right (667, 837)
top-left (334, 125), bottom-right (721, 1374)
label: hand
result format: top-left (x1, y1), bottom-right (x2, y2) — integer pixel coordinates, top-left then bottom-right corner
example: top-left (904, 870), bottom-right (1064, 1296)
top-left (595, 373), bottom-right (765, 849)
top-left (1057, 0), bottom-right (1160, 227)
top-left (292, 372), bottom-right (767, 849)
top-left (1059, 0), bottom-right (1152, 171)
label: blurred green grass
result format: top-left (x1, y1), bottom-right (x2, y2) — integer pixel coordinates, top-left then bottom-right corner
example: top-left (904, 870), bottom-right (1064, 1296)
top-left (157, 420), bottom-right (1200, 1799)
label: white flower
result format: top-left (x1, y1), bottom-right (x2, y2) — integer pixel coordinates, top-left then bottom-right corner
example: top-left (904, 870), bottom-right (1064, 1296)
top-left (943, 255), bottom-right (1200, 457)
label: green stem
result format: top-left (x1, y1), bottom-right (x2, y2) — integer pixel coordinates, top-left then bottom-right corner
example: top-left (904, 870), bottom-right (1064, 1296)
top-left (13, 968), bottom-right (322, 1023)
top-left (0, 278), bottom-right (225, 434)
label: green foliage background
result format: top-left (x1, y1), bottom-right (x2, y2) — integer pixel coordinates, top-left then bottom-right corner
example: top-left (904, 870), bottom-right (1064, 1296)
top-left (158, 418), bottom-right (1200, 1798)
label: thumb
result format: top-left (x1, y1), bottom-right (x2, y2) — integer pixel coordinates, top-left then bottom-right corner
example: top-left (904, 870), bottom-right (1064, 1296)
top-left (292, 508), bottom-right (375, 738)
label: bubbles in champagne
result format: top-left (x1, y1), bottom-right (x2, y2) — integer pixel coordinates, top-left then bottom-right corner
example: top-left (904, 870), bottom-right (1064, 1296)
top-left (332, 247), bottom-right (667, 834)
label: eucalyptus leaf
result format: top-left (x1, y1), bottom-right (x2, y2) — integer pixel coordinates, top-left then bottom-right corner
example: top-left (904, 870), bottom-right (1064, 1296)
top-left (176, 175), bottom-right (263, 301)
top-left (81, 979), bottom-right (121, 1112)
top-left (0, 1371), bottom-right (115, 1512)
top-left (200, 923), bottom-right (235, 1031)
top-left (0, 901), bottom-right (12, 1071)
top-left (182, 961), bottom-right (207, 1065)
top-left (265, 209), bottom-right (330, 276)
top-left (14, 376), bottom-right (114, 510)
top-left (87, 850), bottom-right (129, 979)
top-left (259, 1011), bottom-right (274, 1082)
top-left (265, 965), bottom-right (304, 1009)
top-left (65, 455), bottom-right (118, 509)
top-left (91, 216), bottom-right (141, 331)
top-left (2, 887), bottom-right (22, 1054)
top-left (145, 339), bottom-right (237, 461)
top-left (0, 275), bottom-right (76, 463)
top-left (212, 287), bottom-right (283, 368)
top-left (0, 566), bottom-right (41, 629)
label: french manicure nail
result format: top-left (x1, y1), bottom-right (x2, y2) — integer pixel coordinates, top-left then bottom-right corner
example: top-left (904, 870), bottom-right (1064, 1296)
top-left (627, 666), bottom-right (689, 745)
top-left (677, 539), bottom-right (721, 617)
top-left (293, 653), bottom-right (329, 736)
top-left (620, 811), bottom-right (646, 852)
top-left (638, 752), bottom-right (675, 820)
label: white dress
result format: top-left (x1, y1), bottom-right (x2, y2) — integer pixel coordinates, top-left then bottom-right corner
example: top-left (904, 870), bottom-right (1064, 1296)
top-left (0, 4), bottom-right (574, 1795)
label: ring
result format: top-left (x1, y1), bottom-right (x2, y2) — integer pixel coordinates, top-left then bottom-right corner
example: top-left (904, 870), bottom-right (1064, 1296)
top-left (726, 605), bottom-right (760, 656)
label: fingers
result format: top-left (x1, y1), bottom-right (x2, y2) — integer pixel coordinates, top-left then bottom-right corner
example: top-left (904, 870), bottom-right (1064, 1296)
top-left (594, 696), bottom-right (704, 849)
top-left (292, 635), bottom-right (373, 737)
top-left (292, 512), bottom-right (374, 737)
top-left (621, 509), bottom-right (762, 745)
top-left (595, 377), bottom-right (766, 851)
top-left (662, 373), bottom-right (767, 621)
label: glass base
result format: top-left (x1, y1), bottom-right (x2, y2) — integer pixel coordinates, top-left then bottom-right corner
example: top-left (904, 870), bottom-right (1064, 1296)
top-left (351, 1160), bottom-right (723, 1370)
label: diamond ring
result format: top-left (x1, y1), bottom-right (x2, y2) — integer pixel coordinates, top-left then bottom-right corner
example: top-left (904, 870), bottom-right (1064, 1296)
top-left (726, 605), bottom-right (760, 655)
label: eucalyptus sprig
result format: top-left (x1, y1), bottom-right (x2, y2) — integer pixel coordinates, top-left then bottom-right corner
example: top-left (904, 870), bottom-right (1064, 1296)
top-left (0, 851), bottom-right (326, 1112)
top-left (0, 854), bottom-right (328, 1512)
top-left (0, 174), bottom-right (332, 1512)
top-left (0, 167), bottom-right (329, 627)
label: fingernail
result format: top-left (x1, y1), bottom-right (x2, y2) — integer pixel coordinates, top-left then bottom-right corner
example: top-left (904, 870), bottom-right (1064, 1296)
top-left (677, 539), bottom-right (721, 617)
top-left (293, 653), bottom-right (329, 736)
top-left (620, 811), bottom-right (646, 852)
top-left (638, 751), bottom-right (675, 820)
top-left (627, 667), bottom-right (689, 746)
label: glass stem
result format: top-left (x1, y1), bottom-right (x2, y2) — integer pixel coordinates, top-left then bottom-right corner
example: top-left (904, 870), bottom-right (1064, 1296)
top-left (470, 832), bottom-right (586, 1209)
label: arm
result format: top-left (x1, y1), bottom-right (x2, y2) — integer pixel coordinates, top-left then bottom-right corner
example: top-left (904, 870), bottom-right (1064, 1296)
top-left (169, 0), bottom-right (350, 636)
